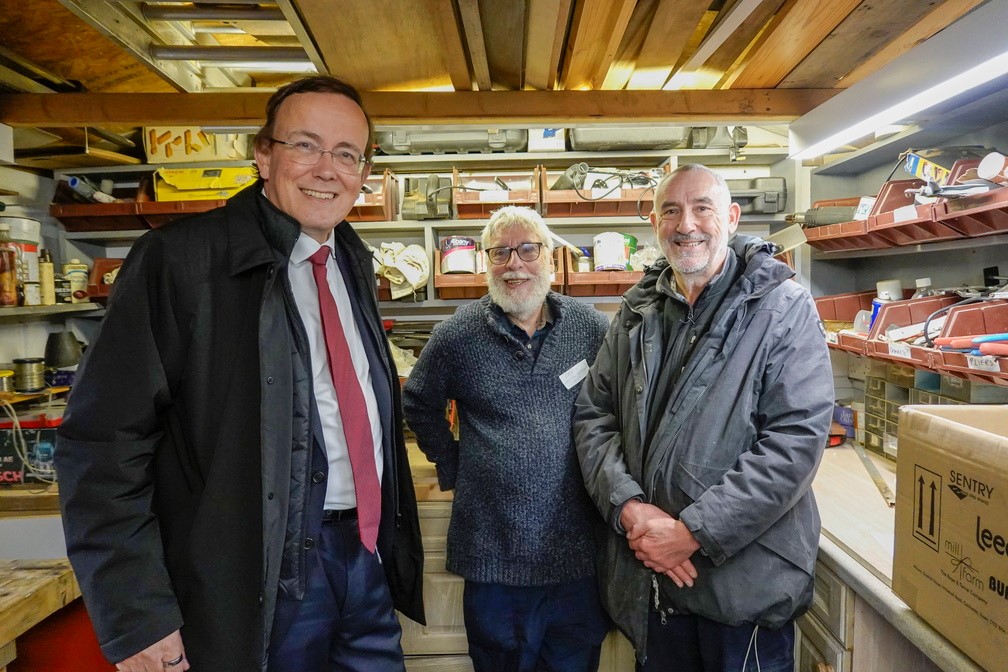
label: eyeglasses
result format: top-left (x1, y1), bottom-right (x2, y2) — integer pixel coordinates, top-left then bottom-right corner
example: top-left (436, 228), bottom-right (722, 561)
top-left (269, 138), bottom-right (369, 175)
top-left (485, 242), bottom-right (543, 265)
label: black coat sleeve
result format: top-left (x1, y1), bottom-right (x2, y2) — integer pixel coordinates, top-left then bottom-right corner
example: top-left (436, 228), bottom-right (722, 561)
top-left (55, 231), bottom-right (188, 663)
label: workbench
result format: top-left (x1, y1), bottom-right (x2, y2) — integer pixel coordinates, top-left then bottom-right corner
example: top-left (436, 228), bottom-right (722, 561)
top-left (0, 559), bottom-right (80, 671)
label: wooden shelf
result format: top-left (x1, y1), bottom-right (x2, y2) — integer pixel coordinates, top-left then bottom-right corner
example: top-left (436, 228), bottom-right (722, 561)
top-left (0, 387), bottom-right (70, 406)
top-left (0, 303), bottom-right (100, 320)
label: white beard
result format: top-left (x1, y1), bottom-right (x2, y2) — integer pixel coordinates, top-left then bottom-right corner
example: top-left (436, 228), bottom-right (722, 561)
top-left (487, 268), bottom-right (551, 318)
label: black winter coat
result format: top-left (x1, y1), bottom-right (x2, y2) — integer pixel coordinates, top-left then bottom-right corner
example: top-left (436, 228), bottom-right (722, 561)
top-left (55, 184), bottom-right (424, 670)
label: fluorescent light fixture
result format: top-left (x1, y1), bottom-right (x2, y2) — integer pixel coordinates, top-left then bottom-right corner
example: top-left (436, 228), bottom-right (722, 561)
top-left (201, 61), bottom-right (317, 74)
top-left (789, 1), bottom-right (1008, 161)
top-left (792, 51), bottom-right (1008, 160)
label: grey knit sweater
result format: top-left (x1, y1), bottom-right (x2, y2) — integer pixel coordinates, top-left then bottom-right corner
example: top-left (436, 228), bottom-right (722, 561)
top-left (403, 291), bottom-right (610, 585)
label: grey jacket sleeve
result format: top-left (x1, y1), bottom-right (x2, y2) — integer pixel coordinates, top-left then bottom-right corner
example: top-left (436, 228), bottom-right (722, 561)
top-left (54, 233), bottom-right (184, 661)
top-left (678, 287), bottom-right (834, 565)
top-left (402, 324), bottom-right (460, 491)
top-left (573, 317), bottom-right (646, 531)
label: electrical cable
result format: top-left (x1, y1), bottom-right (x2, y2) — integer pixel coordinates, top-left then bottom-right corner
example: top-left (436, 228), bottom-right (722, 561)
top-left (2, 389), bottom-right (58, 487)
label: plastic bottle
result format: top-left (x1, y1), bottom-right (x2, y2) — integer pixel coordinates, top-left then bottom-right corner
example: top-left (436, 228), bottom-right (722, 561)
top-left (67, 176), bottom-right (116, 204)
top-left (0, 249), bottom-right (17, 307)
top-left (38, 248), bottom-right (56, 306)
top-left (0, 224), bottom-right (20, 299)
top-left (911, 277), bottom-right (934, 299)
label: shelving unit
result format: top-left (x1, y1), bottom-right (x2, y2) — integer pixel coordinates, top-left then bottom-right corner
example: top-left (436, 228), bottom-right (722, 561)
top-left (0, 303), bottom-right (100, 321)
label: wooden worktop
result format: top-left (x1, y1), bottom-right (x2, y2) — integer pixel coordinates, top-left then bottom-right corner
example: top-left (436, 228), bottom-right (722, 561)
top-left (0, 559), bottom-right (80, 648)
top-left (813, 442), bottom-right (897, 585)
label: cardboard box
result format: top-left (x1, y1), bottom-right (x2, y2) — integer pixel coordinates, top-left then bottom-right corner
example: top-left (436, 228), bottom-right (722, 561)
top-left (154, 167), bottom-right (258, 202)
top-left (0, 426), bottom-right (58, 485)
top-left (143, 126), bottom-right (250, 163)
top-left (528, 128), bottom-right (566, 152)
top-left (894, 406), bottom-right (1008, 672)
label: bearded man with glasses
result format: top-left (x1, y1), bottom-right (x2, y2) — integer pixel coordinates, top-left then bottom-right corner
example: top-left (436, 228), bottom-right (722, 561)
top-left (56, 76), bottom-right (424, 672)
top-left (403, 206), bottom-right (612, 672)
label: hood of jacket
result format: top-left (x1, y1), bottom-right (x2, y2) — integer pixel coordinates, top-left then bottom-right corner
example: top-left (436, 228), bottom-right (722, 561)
top-left (622, 233), bottom-right (792, 315)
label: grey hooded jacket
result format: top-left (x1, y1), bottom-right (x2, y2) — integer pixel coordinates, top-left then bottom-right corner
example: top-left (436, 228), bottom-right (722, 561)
top-left (573, 235), bottom-right (833, 659)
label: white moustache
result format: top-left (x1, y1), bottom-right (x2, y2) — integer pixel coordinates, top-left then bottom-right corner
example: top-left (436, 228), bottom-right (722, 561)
top-left (501, 272), bottom-right (533, 281)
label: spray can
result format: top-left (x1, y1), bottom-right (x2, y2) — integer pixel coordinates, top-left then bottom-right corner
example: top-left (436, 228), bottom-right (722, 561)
top-left (62, 258), bottom-right (89, 304)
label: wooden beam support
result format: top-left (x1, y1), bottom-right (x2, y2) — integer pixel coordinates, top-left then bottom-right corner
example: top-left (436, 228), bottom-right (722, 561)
top-left (840, 0), bottom-right (986, 88)
top-left (0, 89), bottom-right (836, 126)
top-left (561, 0), bottom-right (637, 90)
top-left (780, 0), bottom-right (944, 88)
top-left (525, 0), bottom-right (573, 90)
top-left (456, 0), bottom-right (493, 91)
top-left (626, 0), bottom-right (710, 90)
top-left (425, 0), bottom-right (476, 91)
top-left (727, 0), bottom-right (861, 89)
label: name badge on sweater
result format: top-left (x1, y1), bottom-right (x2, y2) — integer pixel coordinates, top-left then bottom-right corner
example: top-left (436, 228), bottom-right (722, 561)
top-left (560, 359), bottom-right (589, 390)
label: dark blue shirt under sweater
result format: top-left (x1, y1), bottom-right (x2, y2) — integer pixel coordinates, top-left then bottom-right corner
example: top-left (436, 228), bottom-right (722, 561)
top-left (403, 291), bottom-right (610, 586)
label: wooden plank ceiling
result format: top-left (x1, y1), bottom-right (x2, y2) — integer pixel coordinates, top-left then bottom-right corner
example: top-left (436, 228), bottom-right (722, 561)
top-left (0, 0), bottom-right (992, 130)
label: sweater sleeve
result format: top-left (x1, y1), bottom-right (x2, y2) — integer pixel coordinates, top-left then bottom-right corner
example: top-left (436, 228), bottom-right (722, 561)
top-left (55, 232), bottom-right (186, 662)
top-left (402, 323), bottom-right (460, 491)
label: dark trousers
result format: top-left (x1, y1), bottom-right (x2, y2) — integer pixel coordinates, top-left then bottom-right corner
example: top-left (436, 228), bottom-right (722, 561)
top-left (463, 576), bottom-right (611, 672)
top-left (639, 610), bottom-right (795, 672)
top-left (267, 517), bottom-right (405, 672)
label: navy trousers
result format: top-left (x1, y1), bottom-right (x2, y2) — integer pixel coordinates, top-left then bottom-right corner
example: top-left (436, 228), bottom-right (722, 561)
top-left (639, 610), bottom-right (795, 672)
top-left (267, 517), bottom-right (405, 672)
top-left (463, 576), bottom-right (611, 672)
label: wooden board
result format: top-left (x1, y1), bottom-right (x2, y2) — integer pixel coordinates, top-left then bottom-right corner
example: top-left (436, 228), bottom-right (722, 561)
top-left (813, 443), bottom-right (897, 586)
top-left (780, 0), bottom-right (942, 89)
top-left (14, 147), bottom-right (141, 170)
top-left (0, 487), bottom-right (60, 518)
top-left (0, 560), bottom-right (80, 648)
top-left (727, 0), bottom-right (862, 89)
top-left (296, 0), bottom-right (455, 91)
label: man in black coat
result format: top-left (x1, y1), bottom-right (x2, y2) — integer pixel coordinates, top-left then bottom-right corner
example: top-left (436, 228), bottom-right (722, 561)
top-left (55, 76), bottom-right (424, 672)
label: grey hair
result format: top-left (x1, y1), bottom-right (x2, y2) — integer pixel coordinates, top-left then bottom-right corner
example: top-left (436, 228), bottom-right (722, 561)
top-left (480, 205), bottom-right (555, 252)
top-left (653, 164), bottom-right (732, 214)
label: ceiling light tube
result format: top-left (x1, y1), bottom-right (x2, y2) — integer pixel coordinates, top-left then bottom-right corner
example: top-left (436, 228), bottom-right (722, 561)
top-left (789, 1), bottom-right (1008, 160)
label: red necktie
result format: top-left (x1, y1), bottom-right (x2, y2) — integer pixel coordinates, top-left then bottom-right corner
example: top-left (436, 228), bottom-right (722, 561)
top-left (308, 245), bottom-right (381, 553)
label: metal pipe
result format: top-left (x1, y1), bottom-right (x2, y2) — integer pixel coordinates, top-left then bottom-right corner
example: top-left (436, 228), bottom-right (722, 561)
top-left (141, 3), bottom-right (285, 21)
top-left (148, 45), bottom-right (309, 63)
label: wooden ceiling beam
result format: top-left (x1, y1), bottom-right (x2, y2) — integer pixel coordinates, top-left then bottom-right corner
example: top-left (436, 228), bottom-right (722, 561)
top-left (425, 0), bottom-right (475, 91)
top-left (0, 89), bottom-right (835, 126)
top-left (840, 0), bottom-right (987, 88)
top-left (561, 0), bottom-right (637, 90)
top-left (780, 0), bottom-right (944, 89)
top-left (726, 0), bottom-right (861, 89)
top-left (455, 0), bottom-right (491, 91)
top-left (626, 0), bottom-right (710, 90)
top-left (525, 0), bottom-right (573, 90)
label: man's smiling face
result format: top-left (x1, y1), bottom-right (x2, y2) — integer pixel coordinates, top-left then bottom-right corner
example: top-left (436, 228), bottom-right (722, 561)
top-left (254, 91), bottom-right (370, 243)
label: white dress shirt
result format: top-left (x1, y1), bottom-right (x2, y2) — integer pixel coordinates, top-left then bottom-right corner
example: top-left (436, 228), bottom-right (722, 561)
top-left (288, 230), bottom-right (384, 509)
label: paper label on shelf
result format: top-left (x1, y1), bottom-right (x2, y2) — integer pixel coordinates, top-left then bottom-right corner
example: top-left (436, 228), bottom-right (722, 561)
top-left (479, 189), bottom-right (509, 202)
top-left (892, 204), bottom-right (920, 223)
top-left (853, 197), bottom-right (876, 220)
top-left (825, 331), bottom-right (839, 345)
top-left (888, 342), bottom-right (912, 359)
top-left (591, 187), bottom-right (622, 200)
top-left (966, 354), bottom-right (1000, 372)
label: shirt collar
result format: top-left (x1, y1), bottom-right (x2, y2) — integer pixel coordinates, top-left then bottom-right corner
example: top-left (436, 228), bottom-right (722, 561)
top-left (290, 230), bottom-right (336, 265)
